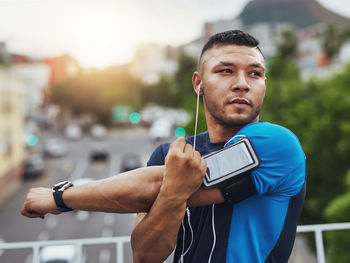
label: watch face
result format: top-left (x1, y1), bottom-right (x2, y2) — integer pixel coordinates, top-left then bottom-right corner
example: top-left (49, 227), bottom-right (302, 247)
top-left (53, 181), bottom-right (73, 191)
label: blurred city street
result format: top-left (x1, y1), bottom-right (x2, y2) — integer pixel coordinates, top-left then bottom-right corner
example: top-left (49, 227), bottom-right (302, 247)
top-left (0, 127), bottom-right (155, 263)
top-left (2, 0), bottom-right (350, 262)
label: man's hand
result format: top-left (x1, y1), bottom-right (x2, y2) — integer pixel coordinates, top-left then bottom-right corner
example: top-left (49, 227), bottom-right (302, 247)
top-left (162, 137), bottom-right (207, 202)
top-left (21, 187), bottom-right (61, 219)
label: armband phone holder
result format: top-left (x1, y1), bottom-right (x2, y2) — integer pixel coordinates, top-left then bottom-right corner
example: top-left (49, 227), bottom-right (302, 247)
top-left (203, 137), bottom-right (260, 189)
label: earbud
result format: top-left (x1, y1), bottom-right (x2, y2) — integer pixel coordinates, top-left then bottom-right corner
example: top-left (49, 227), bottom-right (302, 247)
top-left (197, 85), bottom-right (201, 94)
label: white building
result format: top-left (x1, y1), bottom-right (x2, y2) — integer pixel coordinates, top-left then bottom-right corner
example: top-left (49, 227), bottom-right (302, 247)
top-left (130, 43), bottom-right (178, 83)
top-left (10, 62), bottom-right (50, 117)
top-left (0, 69), bottom-right (25, 202)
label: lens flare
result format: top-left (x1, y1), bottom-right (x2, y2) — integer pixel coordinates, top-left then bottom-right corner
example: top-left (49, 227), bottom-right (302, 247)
top-left (129, 112), bottom-right (141, 124)
top-left (174, 127), bottom-right (186, 138)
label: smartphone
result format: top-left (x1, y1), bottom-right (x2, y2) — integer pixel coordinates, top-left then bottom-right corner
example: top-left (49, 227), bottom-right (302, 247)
top-left (203, 137), bottom-right (260, 188)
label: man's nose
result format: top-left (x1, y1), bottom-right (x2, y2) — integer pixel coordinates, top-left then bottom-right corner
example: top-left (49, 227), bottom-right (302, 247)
top-left (232, 71), bottom-right (250, 92)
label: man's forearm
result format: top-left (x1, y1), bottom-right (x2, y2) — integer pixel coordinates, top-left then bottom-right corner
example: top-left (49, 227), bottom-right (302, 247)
top-left (21, 164), bottom-right (224, 218)
top-left (21, 166), bottom-right (164, 218)
top-left (131, 186), bottom-right (187, 263)
top-left (62, 169), bottom-right (223, 213)
top-left (63, 166), bottom-right (164, 213)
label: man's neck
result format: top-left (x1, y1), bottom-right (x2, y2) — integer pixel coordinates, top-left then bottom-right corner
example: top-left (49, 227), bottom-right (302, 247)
top-left (207, 124), bottom-right (242, 143)
top-left (206, 118), bottom-right (260, 144)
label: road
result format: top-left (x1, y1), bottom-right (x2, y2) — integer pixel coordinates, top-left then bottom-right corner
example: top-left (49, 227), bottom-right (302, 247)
top-left (0, 127), bottom-right (159, 263)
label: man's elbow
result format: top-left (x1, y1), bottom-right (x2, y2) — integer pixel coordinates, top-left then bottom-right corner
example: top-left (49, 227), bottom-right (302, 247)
top-left (131, 236), bottom-right (156, 263)
top-left (131, 239), bottom-right (174, 263)
top-left (132, 249), bottom-right (165, 263)
top-left (132, 252), bottom-right (153, 263)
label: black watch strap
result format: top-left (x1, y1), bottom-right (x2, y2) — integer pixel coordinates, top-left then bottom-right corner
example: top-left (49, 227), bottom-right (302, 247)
top-left (52, 181), bottom-right (74, 212)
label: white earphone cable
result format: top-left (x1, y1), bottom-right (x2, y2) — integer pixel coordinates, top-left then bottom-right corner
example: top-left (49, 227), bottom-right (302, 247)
top-left (183, 208), bottom-right (194, 257)
top-left (208, 204), bottom-right (216, 263)
top-left (193, 86), bottom-right (200, 151)
top-left (179, 221), bottom-right (186, 263)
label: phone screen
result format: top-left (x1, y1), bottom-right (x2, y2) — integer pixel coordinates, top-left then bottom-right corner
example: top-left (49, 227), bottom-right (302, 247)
top-left (203, 138), bottom-right (259, 188)
top-left (206, 142), bottom-right (253, 180)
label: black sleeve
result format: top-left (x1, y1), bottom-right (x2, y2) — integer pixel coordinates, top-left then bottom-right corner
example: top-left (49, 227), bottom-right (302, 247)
top-left (219, 172), bottom-right (257, 204)
top-left (147, 143), bottom-right (171, 166)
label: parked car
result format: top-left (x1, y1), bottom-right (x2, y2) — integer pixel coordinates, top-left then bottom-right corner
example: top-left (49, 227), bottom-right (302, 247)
top-left (22, 154), bottom-right (44, 180)
top-left (149, 118), bottom-right (174, 143)
top-left (120, 154), bottom-right (142, 172)
top-left (90, 144), bottom-right (109, 162)
top-left (90, 124), bottom-right (107, 140)
top-left (40, 244), bottom-right (83, 263)
top-left (64, 124), bottom-right (82, 140)
top-left (43, 138), bottom-right (68, 158)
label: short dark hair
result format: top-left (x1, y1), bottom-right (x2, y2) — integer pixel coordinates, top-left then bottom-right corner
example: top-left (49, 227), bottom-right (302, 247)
top-left (200, 30), bottom-right (263, 60)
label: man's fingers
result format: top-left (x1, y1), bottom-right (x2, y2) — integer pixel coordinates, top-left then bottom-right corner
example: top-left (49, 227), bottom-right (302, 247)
top-left (193, 150), bottom-right (201, 162)
top-left (201, 157), bottom-right (207, 174)
top-left (184, 143), bottom-right (194, 156)
top-left (165, 137), bottom-right (187, 164)
top-left (21, 208), bottom-right (43, 219)
top-left (168, 137), bottom-right (186, 154)
top-left (21, 201), bottom-right (37, 218)
top-left (193, 150), bottom-right (207, 175)
top-left (21, 203), bottom-right (48, 219)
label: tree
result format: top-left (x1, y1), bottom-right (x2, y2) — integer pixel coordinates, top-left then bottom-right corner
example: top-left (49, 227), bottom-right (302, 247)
top-left (276, 29), bottom-right (298, 60)
top-left (264, 60), bottom-right (350, 222)
top-left (145, 53), bottom-right (205, 136)
top-left (48, 66), bottom-right (145, 123)
top-left (144, 74), bottom-right (178, 107)
top-left (262, 52), bottom-right (301, 124)
top-left (320, 24), bottom-right (347, 62)
top-left (263, 58), bottom-right (350, 261)
top-left (324, 170), bottom-right (350, 263)
top-left (174, 53), bottom-right (207, 135)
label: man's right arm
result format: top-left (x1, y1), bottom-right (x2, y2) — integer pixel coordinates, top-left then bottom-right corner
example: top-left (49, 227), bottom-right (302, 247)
top-left (21, 158), bottom-right (224, 218)
top-left (21, 165), bottom-right (165, 218)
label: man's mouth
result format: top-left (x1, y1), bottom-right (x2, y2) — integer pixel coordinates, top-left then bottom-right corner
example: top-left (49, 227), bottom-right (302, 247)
top-left (229, 98), bottom-right (250, 105)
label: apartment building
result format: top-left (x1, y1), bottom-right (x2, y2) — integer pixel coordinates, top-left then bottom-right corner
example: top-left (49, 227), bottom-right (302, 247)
top-left (0, 69), bottom-right (25, 203)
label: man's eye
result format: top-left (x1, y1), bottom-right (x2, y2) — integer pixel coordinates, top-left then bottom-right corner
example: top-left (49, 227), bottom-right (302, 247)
top-left (218, 69), bottom-right (232, 73)
top-left (250, 71), bottom-right (262, 77)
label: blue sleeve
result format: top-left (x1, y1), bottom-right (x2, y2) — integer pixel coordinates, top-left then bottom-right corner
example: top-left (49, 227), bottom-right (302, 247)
top-left (228, 122), bottom-right (306, 196)
top-left (147, 143), bottom-right (170, 166)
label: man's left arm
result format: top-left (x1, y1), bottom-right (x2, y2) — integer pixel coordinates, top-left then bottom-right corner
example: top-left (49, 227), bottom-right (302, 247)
top-left (131, 137), bottom-right (207, 263)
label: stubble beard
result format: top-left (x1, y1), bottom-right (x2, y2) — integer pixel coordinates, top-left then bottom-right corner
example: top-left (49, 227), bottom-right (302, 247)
top-left (206, 100), bottom-right (262, 128)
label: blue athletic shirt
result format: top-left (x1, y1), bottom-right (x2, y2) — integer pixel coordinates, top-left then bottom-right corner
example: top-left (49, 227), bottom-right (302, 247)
top-left (147, 122), bottom-right (306, 263)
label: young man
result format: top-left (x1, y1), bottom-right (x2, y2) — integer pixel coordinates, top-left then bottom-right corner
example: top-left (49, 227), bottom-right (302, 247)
top-left (130, 30), bottom-right (306, 263)
top-left (21, 30), bottom-right (305, 263)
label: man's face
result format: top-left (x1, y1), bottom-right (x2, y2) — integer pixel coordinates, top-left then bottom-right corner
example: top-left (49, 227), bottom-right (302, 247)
top-left (199, 44), bottom-right (266, 127)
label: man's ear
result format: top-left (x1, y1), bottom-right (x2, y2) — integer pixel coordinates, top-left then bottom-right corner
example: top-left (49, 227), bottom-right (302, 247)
top-left (192, 72), bottom-right (203, 95)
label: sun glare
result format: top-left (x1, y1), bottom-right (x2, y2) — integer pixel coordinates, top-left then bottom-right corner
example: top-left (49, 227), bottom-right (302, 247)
top-left (66, 9), bottom-right (135, 69)
top-left (0, 0), bottom-right (261, 69)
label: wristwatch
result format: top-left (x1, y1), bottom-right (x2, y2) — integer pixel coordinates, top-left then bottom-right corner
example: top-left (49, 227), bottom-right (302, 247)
top-left (52, 180), bottom-right (74, 212)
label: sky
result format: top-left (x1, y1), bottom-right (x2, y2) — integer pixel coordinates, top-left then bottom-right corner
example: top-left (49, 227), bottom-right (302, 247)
top-left (1, 0), bottom-right (350, 68)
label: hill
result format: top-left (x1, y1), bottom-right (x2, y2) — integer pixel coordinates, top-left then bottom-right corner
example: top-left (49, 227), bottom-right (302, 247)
top-left (239, 0), bottom-right (350, 29)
